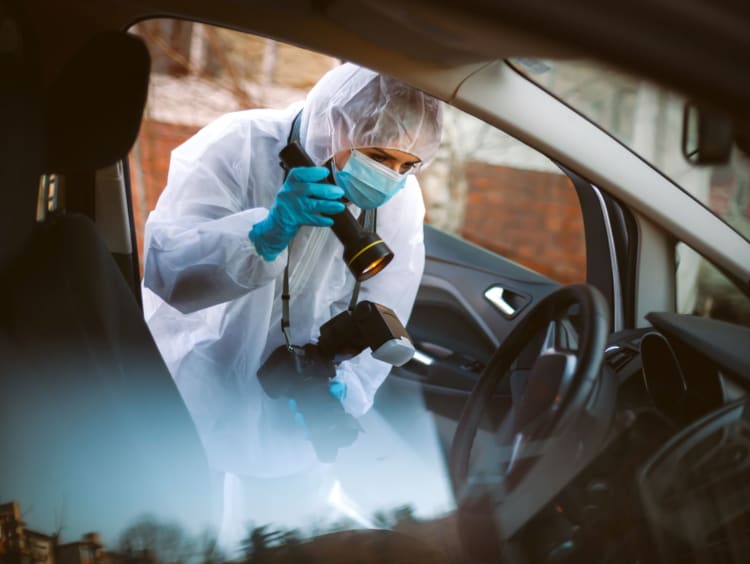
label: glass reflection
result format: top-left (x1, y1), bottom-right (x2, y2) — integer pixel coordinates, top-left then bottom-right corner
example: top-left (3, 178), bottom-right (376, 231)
top-left (1, 375), bottom-right (462, 563)
top-left (466, 315), bottom-right (583, 499)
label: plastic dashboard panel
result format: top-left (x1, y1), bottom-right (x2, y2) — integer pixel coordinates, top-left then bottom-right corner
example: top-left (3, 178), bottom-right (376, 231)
top-left (646, 312), bottom-right (750, 385)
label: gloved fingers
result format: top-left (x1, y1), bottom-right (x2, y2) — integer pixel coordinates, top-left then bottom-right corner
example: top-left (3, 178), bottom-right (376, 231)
top-left (287, 166), bottom-right (331, 184)
top-left (302, 196), bottom-right (346, 216)
top-left (297, 212), bottom-right (335, 228)
top-left (303, 182), bottom-right (345, 201)
top-left (290, 197), bottom-right (343, 227)
top-left (328, 380), bottom-right (347, 401)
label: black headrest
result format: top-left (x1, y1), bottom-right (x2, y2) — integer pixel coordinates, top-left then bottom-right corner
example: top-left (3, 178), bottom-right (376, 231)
top-left (45, 31), bottom-right (150, 174)
top-left (0, 6), bottom-right (45, 269)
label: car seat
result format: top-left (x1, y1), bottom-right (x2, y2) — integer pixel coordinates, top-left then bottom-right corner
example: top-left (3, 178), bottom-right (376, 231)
top-left (0, 9), bottom-right (213, 546)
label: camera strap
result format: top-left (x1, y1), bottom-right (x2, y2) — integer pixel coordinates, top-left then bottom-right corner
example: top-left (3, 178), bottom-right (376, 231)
top-left (347, 208), bottom-right (376, 311)
top-left (280, 109), bottom-right (373, 349)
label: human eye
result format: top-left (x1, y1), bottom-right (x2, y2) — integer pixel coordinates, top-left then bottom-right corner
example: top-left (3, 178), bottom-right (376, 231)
top-left (400, 162), bottom-right (419, 174)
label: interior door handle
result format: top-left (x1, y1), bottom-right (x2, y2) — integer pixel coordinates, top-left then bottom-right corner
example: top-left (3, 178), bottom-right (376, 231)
top-left (484, 285), bottom-right (528, 318)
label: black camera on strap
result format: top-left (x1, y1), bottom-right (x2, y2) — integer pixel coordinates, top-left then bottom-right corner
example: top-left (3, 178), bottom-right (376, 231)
top-left (258, 300), bottom-right (415, 462)
top-left (258, 343), bottom-right (360, 463)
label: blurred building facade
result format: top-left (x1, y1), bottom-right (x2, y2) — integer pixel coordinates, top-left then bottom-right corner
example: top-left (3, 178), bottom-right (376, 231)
top-left (0, 503), bottom-right (117, 564)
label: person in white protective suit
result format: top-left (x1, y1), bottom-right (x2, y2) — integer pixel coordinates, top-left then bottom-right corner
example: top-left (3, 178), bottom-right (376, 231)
top-left (141, 63), bottom-right (442, 541)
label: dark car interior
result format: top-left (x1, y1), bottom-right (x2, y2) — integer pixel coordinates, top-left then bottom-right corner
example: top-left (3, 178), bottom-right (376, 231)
top-left (401, 233), bottom-right (750, 562)
top-left (2, 1), bottom-right (750, 563)
top-left (0, 22), bottom-right (214, 536)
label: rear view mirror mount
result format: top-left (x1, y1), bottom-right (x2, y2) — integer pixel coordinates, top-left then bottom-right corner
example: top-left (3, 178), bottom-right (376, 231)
top-left (682, 103), bottom-right (734, 165)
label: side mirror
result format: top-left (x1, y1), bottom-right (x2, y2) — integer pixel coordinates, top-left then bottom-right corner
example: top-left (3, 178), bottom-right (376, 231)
top-left (682, 103), bottom-right (734, 165)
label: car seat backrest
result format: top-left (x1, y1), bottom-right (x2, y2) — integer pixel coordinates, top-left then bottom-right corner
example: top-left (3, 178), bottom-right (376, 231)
top-left (0, 14), bottom-right (215, 545)
top-left (0, 4), bottom-right (44, 269)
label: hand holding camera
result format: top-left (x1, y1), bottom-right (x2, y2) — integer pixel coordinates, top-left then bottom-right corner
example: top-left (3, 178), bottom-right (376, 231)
top-left (257, 300), bottom-right (415, 462)
top-left (257, 343), bottom-right (360, 462)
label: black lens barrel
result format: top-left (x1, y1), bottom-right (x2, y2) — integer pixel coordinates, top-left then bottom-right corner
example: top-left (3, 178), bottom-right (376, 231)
top-left (331, 211), bottom-right (393, 280)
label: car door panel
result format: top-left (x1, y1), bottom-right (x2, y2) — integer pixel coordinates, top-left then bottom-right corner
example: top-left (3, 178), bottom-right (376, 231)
top-left (391, 224), bottom-right (559, 420)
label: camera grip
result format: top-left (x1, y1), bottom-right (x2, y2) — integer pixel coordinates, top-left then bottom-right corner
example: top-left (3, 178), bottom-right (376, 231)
top-left (256, 344), bottom-right (359, 461)
top-left (256, 345), bottom-right (298, 398)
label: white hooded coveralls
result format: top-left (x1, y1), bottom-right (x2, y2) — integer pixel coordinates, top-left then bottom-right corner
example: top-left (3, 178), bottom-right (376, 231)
top-left (142, 64), bottom-right (442, 478)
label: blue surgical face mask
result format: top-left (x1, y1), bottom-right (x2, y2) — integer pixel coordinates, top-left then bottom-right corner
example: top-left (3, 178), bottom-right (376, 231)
top-left (332, 149), bottom-right (408, 209)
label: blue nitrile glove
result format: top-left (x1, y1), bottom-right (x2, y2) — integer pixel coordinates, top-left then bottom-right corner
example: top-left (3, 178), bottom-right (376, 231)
top-left (328, 380), bottom-right (347, 401)
top-left (249, 167), bottom-right (346, 261)
top-left (288, 398), bottom-right (308, 435)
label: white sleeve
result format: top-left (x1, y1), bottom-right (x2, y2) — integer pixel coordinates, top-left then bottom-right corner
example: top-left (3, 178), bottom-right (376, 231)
top-left (333, 177), bottom-right (426, 417)
top-left (143, 114), bottom-right (286, 314)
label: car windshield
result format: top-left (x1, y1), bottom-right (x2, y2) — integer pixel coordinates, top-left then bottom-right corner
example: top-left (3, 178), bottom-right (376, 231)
top-left (510, 58), bottom-right (750, 244)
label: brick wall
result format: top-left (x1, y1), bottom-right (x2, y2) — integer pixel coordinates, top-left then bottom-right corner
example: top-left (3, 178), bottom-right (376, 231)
top-left (129, 119), bottom-right (200, 262)
top-left (461, 162), bottom-right (587, 284)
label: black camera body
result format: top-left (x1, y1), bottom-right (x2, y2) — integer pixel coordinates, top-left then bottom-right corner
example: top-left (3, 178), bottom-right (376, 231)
top-left (257, 343), bottom-right (359, 462)
top-left (257, 343), bottom-right (334, 399)
top-left (257, 301), bottom-right (415, 461)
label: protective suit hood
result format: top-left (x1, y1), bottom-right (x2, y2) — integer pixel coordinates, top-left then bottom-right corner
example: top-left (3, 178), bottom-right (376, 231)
top-left (299, 63), bottom-right (443, 167)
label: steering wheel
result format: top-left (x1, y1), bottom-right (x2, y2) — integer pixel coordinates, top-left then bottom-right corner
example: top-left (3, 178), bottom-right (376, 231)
top-left (449, 284), bottom-right (613, 559)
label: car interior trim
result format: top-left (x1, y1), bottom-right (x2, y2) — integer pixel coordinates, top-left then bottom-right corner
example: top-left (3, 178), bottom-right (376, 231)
top-left (634, 214), bottom-right (675, 325)
top-left (94, 162), bottom-right (133, 255)
top-left (483, 285), bottom-right (529, 318)
top-left (562, 166), bottom-right (617, 328)
top-left (592, 184), bottom-right (623, 331)
top-left (410, 349), bottom-right (435, 366)
top-left (603, 195), bottom-right (639, 329)
top-left (421, 273), bottom-right (500, 348)
top-left (647, 311), bottom-right (750, 385)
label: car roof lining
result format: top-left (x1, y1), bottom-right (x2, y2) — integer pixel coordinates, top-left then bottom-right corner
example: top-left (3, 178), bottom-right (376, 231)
top-left (25, 0), bottom-right (750, 127)
top-left (323, 0), bottom-right (577, 66)
top-left (26, 0), bottom-right (573, 91)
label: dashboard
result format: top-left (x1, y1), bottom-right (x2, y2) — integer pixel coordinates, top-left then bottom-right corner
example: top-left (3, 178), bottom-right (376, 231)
top-left (462, 312), bottom-right (750, 563)
top-left (545, 313), bottom-right (749, 563)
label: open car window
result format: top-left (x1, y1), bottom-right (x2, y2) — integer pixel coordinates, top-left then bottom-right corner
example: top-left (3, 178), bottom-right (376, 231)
top-left (96, 19), bottom-right (587, 559)
top-left (511, 58), bottom-right (750, 246)
top-left (129, 23), bottom-right (587, 287)
top-left (676, 242), bottom-right (750, 326)
top-left (419, 105), bottom-right (586, 285)
top-left (511, 58), bottom-right (750, 327)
